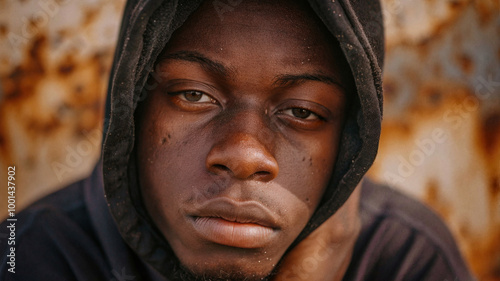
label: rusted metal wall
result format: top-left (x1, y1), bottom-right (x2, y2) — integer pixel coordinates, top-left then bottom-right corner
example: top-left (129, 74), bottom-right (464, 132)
top-left (0, 0), bottom-right (125, 217)
top-left (368, 0), bottom-right (500, 280)
top-left (0, 0), bottom-right (498, 280)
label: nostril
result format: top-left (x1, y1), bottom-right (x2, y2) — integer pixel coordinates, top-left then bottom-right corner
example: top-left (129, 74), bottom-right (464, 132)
top-left (213, 164), bottom-right (230, 172)
top-left (254, 171), bottom-right (270, 177)
top-left (252, 171), bottom-right (273, 181)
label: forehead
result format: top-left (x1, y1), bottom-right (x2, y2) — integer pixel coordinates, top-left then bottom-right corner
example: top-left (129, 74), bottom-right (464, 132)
top-left (158, 0), bottom-right (350, 89)
top-left (169, 0), bottom-right (339, 49)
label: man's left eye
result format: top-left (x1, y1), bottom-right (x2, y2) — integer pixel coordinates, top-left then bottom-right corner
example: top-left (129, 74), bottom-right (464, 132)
top-left (178, 91), bottom-right (215, 103)
top-left (283, 108), bottom-right (320, 120)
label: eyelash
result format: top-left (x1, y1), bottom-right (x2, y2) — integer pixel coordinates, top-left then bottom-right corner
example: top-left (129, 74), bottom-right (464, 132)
top-left (175, 90), bottom-right (218, 104)
top-left (167, 90), bottom-right (220, 110)
top-left (279, 108), bottom-right (323, 121)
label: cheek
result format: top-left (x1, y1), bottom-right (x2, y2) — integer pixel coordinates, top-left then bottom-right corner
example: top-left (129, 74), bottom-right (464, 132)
top-left (137, 106), bottom-right (212, 225)
top-left (275, 130), bottom-right (340, 211)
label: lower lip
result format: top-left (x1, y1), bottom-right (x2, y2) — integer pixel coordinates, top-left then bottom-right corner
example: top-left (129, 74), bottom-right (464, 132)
top-left (191, 217), bottom-right (276, 248)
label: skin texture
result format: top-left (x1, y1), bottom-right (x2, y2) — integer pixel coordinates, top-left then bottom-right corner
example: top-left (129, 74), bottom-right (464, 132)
top-left (137, 0), bottom-right (356, 279)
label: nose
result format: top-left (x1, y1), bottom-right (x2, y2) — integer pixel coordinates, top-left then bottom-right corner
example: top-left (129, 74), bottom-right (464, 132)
top-left (206, 132), bottom-right (279, 182)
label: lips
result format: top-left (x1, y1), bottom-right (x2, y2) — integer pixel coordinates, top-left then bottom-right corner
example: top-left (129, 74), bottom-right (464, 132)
top-left (188, 198), bottom-right (280, 248)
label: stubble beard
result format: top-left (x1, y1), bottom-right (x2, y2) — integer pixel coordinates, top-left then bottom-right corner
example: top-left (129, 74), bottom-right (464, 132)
top-left (172, 263), bottom-right (273, 281)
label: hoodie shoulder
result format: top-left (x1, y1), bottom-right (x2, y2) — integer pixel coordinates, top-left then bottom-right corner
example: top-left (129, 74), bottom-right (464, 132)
top-left (0, 178), bottom-right (112, 281)
top-left (343, 180), bottom-right (475, 281)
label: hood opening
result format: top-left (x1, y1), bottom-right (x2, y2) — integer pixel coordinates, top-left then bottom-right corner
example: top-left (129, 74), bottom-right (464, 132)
top-left (102, 0), bottom-right (384, 278)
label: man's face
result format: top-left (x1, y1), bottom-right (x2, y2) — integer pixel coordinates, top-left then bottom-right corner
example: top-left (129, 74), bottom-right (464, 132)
top-left (137, 0), bottom-right (351, 279)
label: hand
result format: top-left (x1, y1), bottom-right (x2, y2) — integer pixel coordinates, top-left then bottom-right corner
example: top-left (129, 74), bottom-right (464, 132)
top-left (272, 182), bottom-right (362, 281)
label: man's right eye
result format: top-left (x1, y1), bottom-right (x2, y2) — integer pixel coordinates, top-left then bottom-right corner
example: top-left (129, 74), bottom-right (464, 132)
top-left (177, 91), bottom-right (216, 103)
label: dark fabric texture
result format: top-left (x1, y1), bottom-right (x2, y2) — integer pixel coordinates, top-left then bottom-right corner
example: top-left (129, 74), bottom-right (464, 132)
top-left (344, 180), bottom-right (474, 281)
top-left (0, 169), bottom-right (474, 280)
top-left (102, 0), bottom-right (384, 275)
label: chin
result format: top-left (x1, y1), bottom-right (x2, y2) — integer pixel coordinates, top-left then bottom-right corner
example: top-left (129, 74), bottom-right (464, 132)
top-left (176, 258), bottom-right (275, 281)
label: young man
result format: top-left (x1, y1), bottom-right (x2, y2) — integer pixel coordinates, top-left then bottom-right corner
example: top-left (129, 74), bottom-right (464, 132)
top-left (0, 0), bottom-right (473, 280)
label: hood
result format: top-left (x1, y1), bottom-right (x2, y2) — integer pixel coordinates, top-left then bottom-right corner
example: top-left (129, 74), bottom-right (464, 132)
top-left (102, 0), bottom-right (384, 278)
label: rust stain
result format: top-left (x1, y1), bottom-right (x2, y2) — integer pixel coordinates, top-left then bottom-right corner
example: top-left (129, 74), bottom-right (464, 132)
top-left (408, 81), bottom-right (473, 117)
top-left (481, 112), bottom-right (500, 156)
top-left (57, 55), bottom-right (76, 76)
top-left (417, 1), bottom-right (469, 51)
top-left (0, 23), bottom-right (6, 37)
top-left (379, 120), bottom-right (413, 140)
top-left (448, 0), bottom-right (465, 10)
top-left (91, 50), bottom-right (110, 77)
top-left (467, 227), bottom-right (500, 281)
top-left (475, 0), bottom-right (499, 26)
top-left (83, 8), bottom-right (100, 27)
top-left (477, 112), bottom-right (500, 205)
top-left (0, 23), bottom-right (114, 169)
top-left (3, 35), bottom-right (47, 101)
top-left (432, 63), bottom-right (442, 77)
top-left (455, 52), bottom-right (474, 74)
top-left (490, 176), bottom-right (499, 198)
top-left (382, 78), bottom-right (398, 104)
top-left (424, 180), bottom-right (451, 221)
top-left (27, 115), bottom-right (62, 136)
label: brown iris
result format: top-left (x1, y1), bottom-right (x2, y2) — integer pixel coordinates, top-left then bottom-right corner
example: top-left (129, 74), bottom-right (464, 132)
top-left (184, 91), bottom-right (204, 102)
top-left (292, 108), bottom-right (312, 119)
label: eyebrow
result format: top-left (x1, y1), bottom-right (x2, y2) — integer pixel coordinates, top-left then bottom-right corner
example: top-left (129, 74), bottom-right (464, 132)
top-left (273, 74), bottom-right (345, 90)
top-left (157, 51), bottom-right (233, 78)
top-left (157, 51), bottom-right (345, 90)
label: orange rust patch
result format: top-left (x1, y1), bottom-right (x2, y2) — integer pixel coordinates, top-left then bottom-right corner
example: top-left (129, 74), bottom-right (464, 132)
top-left (448, 0), bottom-right (465, 10)
top-left (382, 78), bottom-right (398, 103)
top-left (432, 63), bottom-right (442, 77)
top-left (424, 180), bottom-right (451, 221)
top-left (379, 120), bottom-right (414, 140)
top-left (0, 22), bottom-right (113, 173)
top-left (2, 35), bottom-right (47, 101)
top-left (26, 115), bottom-right (62, 136)
top-left (422, 1), bottom-right (469, 45)
top-left (475, 0), bottom-right (498, 26)
top-left (481, 112), bottom-right (500, 156)
top-left (490, 176), bottom-right (500, 197)
top-left (467, 227), bottom-right (500, 281)
top-left (0, 23), bottom-right (6, 37)
top-left (408, 81), bottom-right (474, 119)
top-left (57, 55), bottom-right (76, 76)
top-left (455, 52), bottom-right (474, 74)
top-left (83, 8), bottom-right (99, 27)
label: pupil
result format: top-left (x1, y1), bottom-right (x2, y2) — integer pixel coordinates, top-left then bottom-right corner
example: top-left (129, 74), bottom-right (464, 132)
top-left (184, 91), bottom-right (202, 101)
top-left (292, 108), bottom-right (311, 119)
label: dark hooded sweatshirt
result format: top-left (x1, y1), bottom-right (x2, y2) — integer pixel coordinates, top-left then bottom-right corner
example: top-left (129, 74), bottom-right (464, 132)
top-left (0, 0), bottom-right (474, 280)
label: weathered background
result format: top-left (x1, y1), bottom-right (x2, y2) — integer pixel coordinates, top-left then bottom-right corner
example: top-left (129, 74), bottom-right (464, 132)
top-left (0, 0), bottom-right (498, 280)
